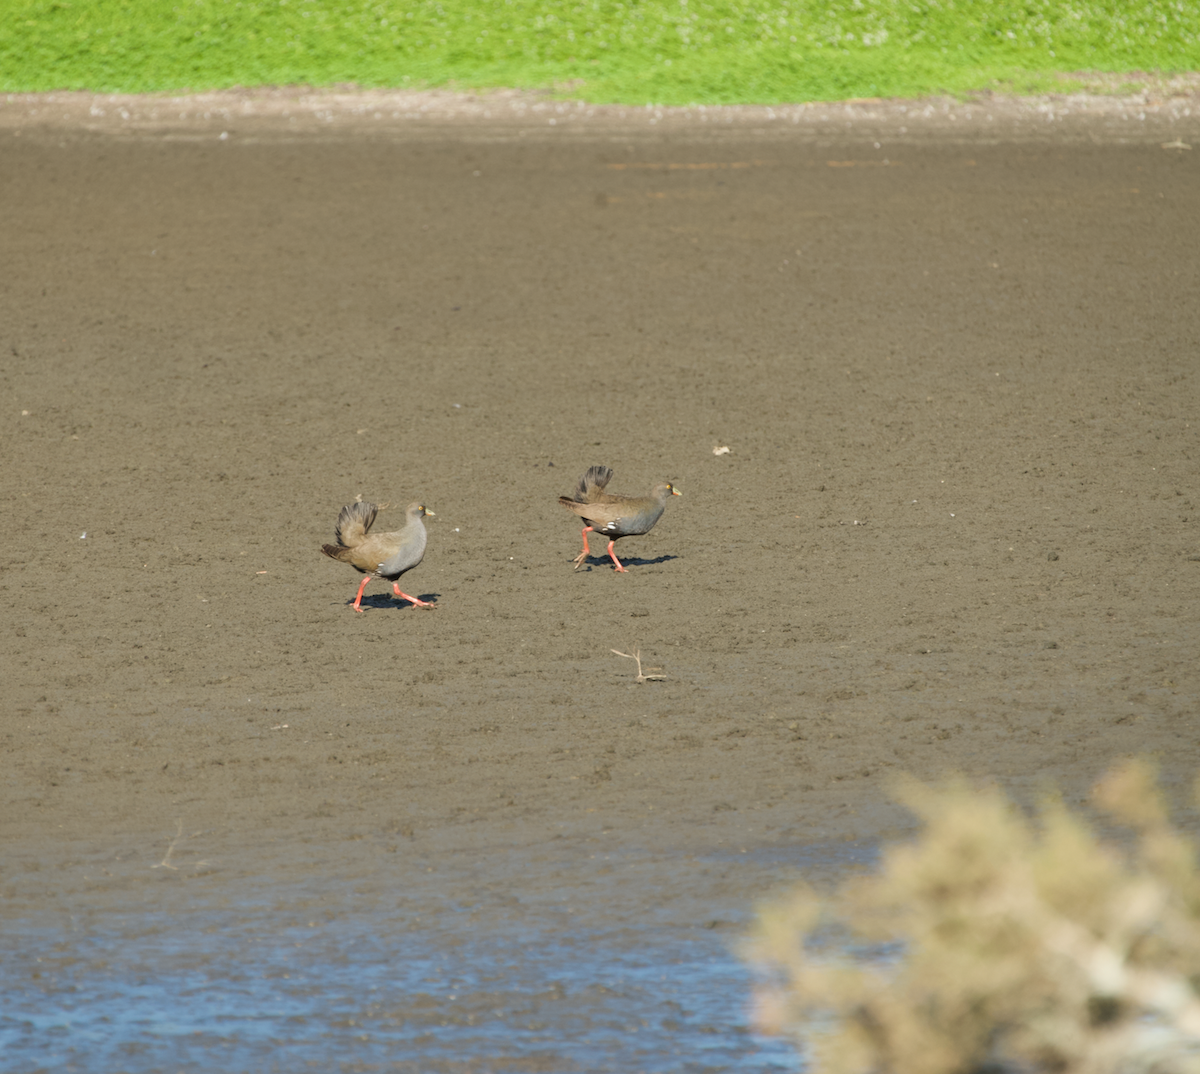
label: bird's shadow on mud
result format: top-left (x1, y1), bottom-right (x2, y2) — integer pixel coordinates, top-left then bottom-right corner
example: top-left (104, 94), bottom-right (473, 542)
top-left (348, 592), bottom-right (440, 611)
top-left (575, 554), bottom-right (678, 571)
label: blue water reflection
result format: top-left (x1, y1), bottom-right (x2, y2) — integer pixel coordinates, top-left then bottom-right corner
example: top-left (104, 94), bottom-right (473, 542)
top-left (1, 843), bottom-right (872, 1072)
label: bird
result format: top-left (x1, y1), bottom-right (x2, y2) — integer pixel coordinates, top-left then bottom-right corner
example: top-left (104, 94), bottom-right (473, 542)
top-left (321, 500), bottom-right (436, 612)
top-left (558, 465), bottom-right (681, 572)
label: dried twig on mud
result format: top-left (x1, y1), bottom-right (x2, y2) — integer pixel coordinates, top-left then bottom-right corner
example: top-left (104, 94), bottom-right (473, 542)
top-left (611, 649), bottom-right (665, 682)
top-left (151, 819), bottom-right (209, 871)
top-left (354, 493), bottom-right (393, 510)
top-left (152, 819), bottom-right (185, 870)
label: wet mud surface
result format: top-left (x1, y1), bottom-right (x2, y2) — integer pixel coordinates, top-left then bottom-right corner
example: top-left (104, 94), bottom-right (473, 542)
top-left (2, 94), bottom-right (1199, 1069)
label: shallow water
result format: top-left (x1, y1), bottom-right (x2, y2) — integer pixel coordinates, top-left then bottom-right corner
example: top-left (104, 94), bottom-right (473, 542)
top-left (0, 841), bottom-right (874, 1073)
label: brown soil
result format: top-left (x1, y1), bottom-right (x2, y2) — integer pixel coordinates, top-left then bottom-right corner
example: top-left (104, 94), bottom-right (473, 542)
top-left (2, 90), bottom-right (1199, 903)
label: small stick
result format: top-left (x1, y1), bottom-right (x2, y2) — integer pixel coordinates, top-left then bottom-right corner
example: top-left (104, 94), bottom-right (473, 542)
top-left (152, 819), bottom-right (185, 870)
top-left (151, 819), bottom-right (209, 871)
top-left (611, 649), bottom-right (665, 682)
top-left (354, 493), bottom-right (393, 511)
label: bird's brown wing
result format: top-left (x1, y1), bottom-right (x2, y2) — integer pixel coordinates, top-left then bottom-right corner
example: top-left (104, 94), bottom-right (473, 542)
top-left (559, 495), bottom-right (633, 527)
top-left (342, 532), bottom-right (404, 575)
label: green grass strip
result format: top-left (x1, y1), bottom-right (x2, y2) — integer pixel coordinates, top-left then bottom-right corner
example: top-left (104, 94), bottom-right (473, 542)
top-left (3, 0), bottom-right (1198, 104)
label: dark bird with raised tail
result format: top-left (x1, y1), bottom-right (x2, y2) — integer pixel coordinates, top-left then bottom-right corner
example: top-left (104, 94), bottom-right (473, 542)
top-left (558, 465), bottom-right (681, 572)
top-left (322, 500), bottom-right (436, 612)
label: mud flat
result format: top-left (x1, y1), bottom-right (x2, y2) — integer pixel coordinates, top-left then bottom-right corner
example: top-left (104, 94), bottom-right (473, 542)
top-left (1, 88), bottom-right (1198, 1068)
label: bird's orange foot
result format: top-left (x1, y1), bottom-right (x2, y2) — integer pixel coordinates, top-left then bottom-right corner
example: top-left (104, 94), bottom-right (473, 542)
top-left (394, 586), bottom-right (436, 608)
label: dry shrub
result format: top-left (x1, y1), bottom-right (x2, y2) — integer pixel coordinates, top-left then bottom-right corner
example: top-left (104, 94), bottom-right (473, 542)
top-left (747, 761), bottom-right (1200, 1074)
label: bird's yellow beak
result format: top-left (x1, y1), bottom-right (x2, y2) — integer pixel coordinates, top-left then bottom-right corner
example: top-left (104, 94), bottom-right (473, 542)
top-left (424, 508), bottom-right (436, 517)
top-left (671, 486), bottom-right (682, 496)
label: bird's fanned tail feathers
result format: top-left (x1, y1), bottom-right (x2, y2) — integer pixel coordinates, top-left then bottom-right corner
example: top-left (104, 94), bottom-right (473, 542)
top-left (573, 465), bottom-right (613, 503)
top-left (332, 500), bottom-right (377, 548)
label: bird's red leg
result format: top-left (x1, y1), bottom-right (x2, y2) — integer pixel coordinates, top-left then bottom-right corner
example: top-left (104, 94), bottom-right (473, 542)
top-left (572, 525), bottom-right (594, 570)
top-left (352, 574), bottom-right (372, 612)
top-left (392, 584), bottom-right (435, 608)
top-left (606, 540), bottom-right (628, 573)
